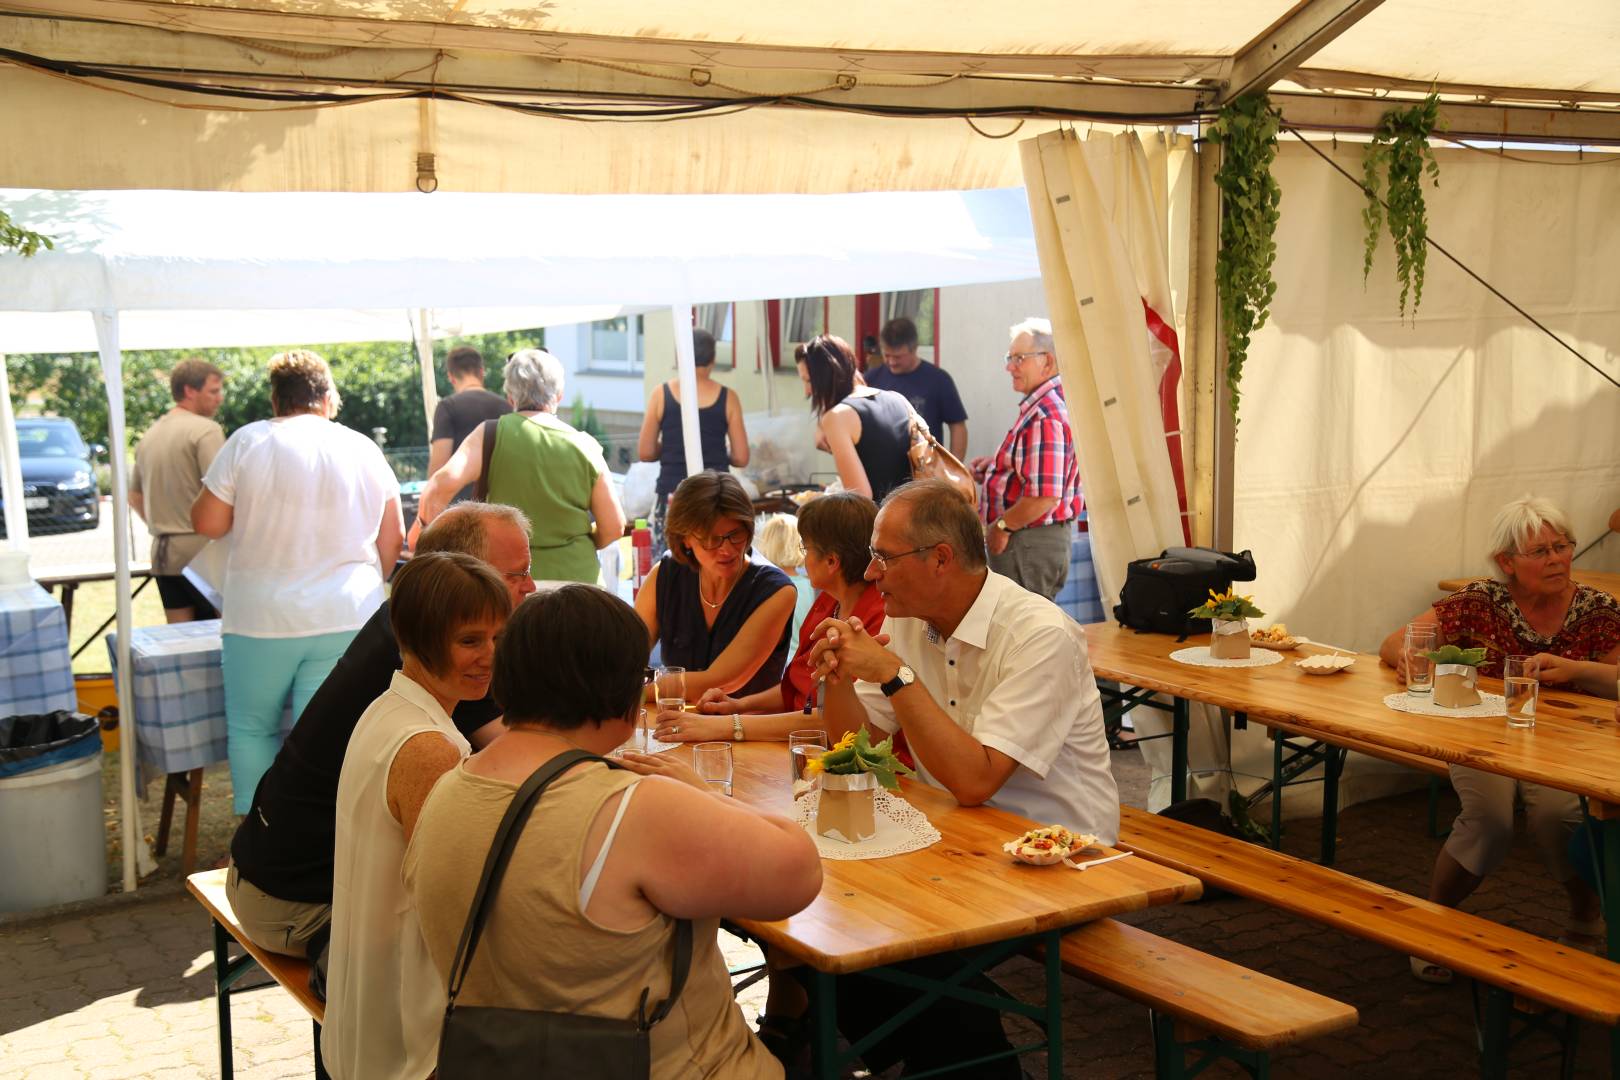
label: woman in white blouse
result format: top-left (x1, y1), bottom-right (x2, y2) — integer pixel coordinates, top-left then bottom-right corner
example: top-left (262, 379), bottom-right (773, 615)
top-left (192, 350), bottom-right (404, 813)
top-left (321, 551), bottom-right (513, 1080)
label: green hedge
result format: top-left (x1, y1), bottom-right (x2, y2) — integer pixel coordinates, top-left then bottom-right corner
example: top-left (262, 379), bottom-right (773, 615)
top-left (6, 329), bottom-right (544, 451)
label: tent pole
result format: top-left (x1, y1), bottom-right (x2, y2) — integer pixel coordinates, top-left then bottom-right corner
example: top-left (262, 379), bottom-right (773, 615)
top-left (92, 311), bottom-right (140, 893)
top-left (0, 352), bottom-right (29, 549)
top-left (1187, 123), bottom-right (1231, 549)
top-left (670, 305), bottom-right (704, 479)
top-left (414, 309), bottom-right (439, 445)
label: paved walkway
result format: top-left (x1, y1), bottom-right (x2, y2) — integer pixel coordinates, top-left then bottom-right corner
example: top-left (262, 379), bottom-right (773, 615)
top-left (1, 748), bottom-right (1609, 1078)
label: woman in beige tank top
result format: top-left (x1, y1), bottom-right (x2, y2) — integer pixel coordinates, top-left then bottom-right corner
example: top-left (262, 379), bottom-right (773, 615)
top-left (406, 585), bottom-right (822, 1079)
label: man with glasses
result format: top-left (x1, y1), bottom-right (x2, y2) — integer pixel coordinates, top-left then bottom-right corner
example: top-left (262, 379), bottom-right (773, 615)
top-left (807, 479), bottom-right (1117, 1078)
top-left (968, 316), bottom-right (1083, 600)
top-left (224, 502), bottom-right (535, 986)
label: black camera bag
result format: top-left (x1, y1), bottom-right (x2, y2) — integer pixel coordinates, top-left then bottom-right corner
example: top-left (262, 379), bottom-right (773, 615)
top-left (1113, 546), bottom-right (1258, 640)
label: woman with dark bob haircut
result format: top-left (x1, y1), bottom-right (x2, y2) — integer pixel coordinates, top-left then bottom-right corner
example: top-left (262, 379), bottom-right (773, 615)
top-left (405, 585), bottom-right (821, 1080)
top-left (797, 334), bottom-right (913, 504)
top-left (323, 552), bottom-right (511, 1080)
top-left (635, 471), bottom-right (797, 703)
top-left (655, 491), bottom-right (886, 744)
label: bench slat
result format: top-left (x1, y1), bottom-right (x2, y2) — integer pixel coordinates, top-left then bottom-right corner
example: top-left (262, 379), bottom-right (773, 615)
top-left (186, 868), bottom-right (325, 1024)
top-left (1060, 919), bottom-right (1358, 1050)
top-left (1116, 806), bottom-right (1620, 1025)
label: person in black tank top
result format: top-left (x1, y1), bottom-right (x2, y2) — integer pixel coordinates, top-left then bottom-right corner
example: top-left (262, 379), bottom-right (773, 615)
top-left (799, 334), bottom-right (913, 505)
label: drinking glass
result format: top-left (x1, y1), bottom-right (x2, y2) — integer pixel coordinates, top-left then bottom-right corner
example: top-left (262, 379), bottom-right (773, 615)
top-left (1503, 654), bottom-right (1537, 729)
top-left (693, 741), bottom-right (733, 797)
top-left (1404, 624), bottom-right (1437, 696)
top-left (789, 729), bottom-right (829, 785)
top-left (655, 665), bottom-right (687, 714)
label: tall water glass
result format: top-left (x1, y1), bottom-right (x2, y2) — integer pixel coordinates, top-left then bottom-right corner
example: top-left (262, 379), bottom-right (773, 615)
top-left (655, 665), bottom-right (687, 715)
top-left (789, 729), bottom-right (829, 784)
top-left (1503, 654), bottom-right (1537, 729)
top-left (1404, 624), bottom-right (1437, 696)
top-left (693, 741), bottom-right (733, 797)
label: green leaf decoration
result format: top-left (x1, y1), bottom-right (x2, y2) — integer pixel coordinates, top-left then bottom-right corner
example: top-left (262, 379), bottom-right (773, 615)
top-left (821, 727), bottom-right (914, 786)
top-left (1188, 589), bottom-right (1265, 620)
top-left (1425, 645), bottom-right (1487, 667)
top-left (1362, 92), bottom-right (1442, 320)
top-left (1205, 92), bottom-right (1282, 431)
top-left (0, 211), bottom-right (53, 259)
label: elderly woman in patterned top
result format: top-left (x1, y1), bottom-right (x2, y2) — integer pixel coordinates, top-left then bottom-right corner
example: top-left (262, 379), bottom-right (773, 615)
top-left (1379, 495), bottom-right (1620, 983)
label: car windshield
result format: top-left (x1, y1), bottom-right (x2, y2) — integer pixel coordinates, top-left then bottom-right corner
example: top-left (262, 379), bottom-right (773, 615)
top-left (17, 425), bottom-right (86, 459)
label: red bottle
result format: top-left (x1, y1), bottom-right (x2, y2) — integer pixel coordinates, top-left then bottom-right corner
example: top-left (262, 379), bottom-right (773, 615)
top-left (632, 518), bottom-right (653, 596)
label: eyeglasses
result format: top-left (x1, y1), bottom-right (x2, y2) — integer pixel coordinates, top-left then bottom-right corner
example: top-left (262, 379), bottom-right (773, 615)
top-left (698, 528), bottom-right (749, 551)
top-left (868, 545), bottom-right (933, 570)
top-left (1515, 541), bottom-right (1575, 561)
top-left (1002, 350), bottom-right (1049, 368)
top-left (501, 568), bottom-right (534, 585)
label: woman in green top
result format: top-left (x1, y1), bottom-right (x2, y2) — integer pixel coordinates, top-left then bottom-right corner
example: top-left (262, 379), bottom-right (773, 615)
top-left (419, 349), bottom-right (626, 584)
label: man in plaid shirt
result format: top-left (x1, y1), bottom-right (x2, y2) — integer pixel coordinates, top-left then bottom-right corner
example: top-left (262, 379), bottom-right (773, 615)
top-left (968, 317), bottom-right (1082, 599)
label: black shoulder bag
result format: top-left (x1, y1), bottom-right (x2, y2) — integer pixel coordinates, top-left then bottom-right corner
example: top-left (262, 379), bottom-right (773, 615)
top-left (472, 417), bottom-right (501, 502)
top-left (437, 749), bottom-right (694, 1079)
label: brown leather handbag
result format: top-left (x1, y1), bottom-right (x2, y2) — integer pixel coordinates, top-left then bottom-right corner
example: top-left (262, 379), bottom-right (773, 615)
top-left (905, 409), bottom-right (978, 508)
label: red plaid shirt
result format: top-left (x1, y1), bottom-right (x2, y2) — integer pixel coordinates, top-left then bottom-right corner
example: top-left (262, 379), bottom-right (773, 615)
top-left (981, 376), bottom-right (1082, 526)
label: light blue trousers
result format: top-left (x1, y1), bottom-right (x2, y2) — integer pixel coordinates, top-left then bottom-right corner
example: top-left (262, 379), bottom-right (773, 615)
top-left (221, 630), bottom-right (357, 815)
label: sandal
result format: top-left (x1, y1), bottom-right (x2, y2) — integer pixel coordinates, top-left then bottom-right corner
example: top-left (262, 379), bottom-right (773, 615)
top-left (1409, 955), bottom-right (1453, 984)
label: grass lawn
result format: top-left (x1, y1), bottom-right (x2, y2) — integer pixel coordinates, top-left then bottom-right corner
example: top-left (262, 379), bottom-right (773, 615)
top-left (68, 578), bottom-right (170, 676)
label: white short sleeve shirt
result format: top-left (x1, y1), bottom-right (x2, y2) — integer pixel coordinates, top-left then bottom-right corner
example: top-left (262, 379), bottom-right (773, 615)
top-left (855, 571), bottom-right (1120, 844)
top-left (203, 415), bottom-right (399, 637)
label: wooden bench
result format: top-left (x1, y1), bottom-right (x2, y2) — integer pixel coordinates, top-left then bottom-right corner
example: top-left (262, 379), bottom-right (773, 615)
top-left (1057, 918), bottom-right (1357, 1079)
top-left (1116, 805), bottom-right (1620, 1078)
top-left (186, 869), bottom-right (329, 1080)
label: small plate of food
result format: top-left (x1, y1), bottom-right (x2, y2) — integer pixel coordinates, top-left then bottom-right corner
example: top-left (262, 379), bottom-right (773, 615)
top-left (1250, 624), bottom-right (1302, 651)
top-left (1003, 825), bottom-right (1098, 866)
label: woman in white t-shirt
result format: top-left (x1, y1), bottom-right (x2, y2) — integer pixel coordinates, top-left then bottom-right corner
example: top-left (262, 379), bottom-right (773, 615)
top-left (192, 350), bottom-right (404, 813)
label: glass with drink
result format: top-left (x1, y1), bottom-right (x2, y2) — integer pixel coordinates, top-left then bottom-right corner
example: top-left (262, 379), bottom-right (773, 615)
top-left (655, 665), bottom-right (687, 714)
top-left (789, 729), bottom-right (829, 792)
top-left (1404, 624), bottom-right (1437, 696)
top-left (1503, 654), bottom-right (1537, 729)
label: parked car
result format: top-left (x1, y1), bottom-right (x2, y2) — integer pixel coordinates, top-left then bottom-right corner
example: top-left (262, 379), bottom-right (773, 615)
top-left (0, 417), bottom-right (103, 536)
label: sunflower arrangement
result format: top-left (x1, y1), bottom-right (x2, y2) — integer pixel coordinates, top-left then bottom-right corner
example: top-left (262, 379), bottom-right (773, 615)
top-left (805, 728), bottom-right (913, 792)
top-left (1189, 587), bottom-right (1266, 622)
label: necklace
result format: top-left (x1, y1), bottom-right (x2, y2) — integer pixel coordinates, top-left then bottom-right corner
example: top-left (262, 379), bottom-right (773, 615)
top-left (701, 574), bottom-right (737, 610)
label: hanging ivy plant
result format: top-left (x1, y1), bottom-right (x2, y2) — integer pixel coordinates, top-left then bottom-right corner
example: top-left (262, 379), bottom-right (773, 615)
top-left (0, 210), bottom-right (53, 258)
top-left (1362, 92), bottom-right (1441, 319)
top-left (1206, 92), bottom-right (1281, 429)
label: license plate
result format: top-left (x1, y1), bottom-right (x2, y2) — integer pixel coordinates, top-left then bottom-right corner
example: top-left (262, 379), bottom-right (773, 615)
top-left (23, 497), bottom-right (48, 509)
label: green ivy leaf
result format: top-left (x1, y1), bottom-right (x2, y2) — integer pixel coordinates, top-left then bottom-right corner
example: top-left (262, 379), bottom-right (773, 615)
top-left (1362, 92), bottom-right (1443, 321)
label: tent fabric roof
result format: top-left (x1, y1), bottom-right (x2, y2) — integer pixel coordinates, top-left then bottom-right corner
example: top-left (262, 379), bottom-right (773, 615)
top-left (0, 187), bottom-right (1040, 346)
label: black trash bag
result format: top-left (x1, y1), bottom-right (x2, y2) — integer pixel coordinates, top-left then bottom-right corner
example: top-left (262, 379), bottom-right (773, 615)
top-left (0, 711), bottom-right (100, 779)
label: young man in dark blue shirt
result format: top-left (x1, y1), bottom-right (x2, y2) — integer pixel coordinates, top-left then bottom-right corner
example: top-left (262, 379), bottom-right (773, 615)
top-left (862, 316), bottom-right (969, 459)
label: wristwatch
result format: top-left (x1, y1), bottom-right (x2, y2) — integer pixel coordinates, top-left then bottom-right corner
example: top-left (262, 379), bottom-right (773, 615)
top-left (880, 665), bottom-right (917, 698)
top-left (731, 714), bottom-right (745, 741)
top-left (993, 518), bottom-right (1015, 534)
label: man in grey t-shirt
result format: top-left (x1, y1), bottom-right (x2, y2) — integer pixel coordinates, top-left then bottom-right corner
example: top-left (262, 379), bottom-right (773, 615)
top-left (429, 346), bottom-right (511, 503)
top-left (131, 358), bottom-right (226, 622)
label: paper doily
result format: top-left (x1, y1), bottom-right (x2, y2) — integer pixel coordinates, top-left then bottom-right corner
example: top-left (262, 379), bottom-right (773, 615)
top-left (794, 788), bottom-right (942, 860)
top-left (1169, 647), bottom-right (1286, 669)
top-left (1383, 691), bottom-right (1507, 718)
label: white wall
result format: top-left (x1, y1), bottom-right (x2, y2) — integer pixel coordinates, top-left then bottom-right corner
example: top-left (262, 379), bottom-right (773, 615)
top-left (938, 278), bottom-right (1049, 460)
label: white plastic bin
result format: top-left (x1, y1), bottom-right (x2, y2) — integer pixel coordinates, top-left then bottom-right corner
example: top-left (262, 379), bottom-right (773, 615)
top-left (0, 752), bottom-right (107, 912)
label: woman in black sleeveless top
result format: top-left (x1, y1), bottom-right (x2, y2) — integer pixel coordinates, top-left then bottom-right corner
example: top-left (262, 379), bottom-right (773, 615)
top-left (798, 334), bottom-right (913, 504)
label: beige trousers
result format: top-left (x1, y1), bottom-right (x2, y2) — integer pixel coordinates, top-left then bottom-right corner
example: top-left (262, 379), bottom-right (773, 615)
top-left (1442, 765), bottom-right (1583, 882)
top-left (225, 862), bottom-right (331, 960)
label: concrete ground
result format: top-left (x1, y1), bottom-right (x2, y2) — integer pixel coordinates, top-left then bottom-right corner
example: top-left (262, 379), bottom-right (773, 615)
top-left (0, 745), bottom-right (1608, 1078)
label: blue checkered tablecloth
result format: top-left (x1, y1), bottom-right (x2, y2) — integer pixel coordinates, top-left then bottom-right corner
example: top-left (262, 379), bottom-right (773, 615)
top-left (1054, 529), bottom-right (1105, 626)
top-left (107, 620), bottom-right (293, 776)
top-left (0, 583), bottom-right (77, 720)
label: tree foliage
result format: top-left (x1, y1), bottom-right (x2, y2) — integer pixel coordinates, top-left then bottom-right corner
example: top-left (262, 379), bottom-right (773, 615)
top-left (0, 211), bottom-right (53, 259)
top-left (1205, 92), bottom-right (1282, 430)
top-left (5, 329), bottom-right (545, 452)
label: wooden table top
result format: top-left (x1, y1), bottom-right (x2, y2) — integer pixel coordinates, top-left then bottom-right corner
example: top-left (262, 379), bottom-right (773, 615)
top-left (1436, 568), bottom-right (1620, 598)
top-left (726, 741), bottom-right (1202, 973)
top-left (1083, 622), bottom-right (1620, 808)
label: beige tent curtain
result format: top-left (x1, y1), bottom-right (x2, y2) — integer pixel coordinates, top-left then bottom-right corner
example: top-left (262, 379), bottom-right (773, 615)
top-left (1020, 129), bottom-right (1228, 809)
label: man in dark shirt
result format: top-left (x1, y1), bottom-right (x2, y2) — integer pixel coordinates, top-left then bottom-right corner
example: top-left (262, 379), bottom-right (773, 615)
top-left (429, 346), bottom-right (511, 502)
top-left (862, 316), bottom-right (969, 459)
top-left (225, 502), bottom-right (536, 977)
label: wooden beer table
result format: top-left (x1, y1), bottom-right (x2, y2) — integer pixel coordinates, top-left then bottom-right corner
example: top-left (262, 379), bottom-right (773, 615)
top-left (1081, 623), bottom-right (1620, 968)
top-left (1437, 568), bottom-right (1620, 600)
top-left (724, 740), bottom-right (1202, 1079)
